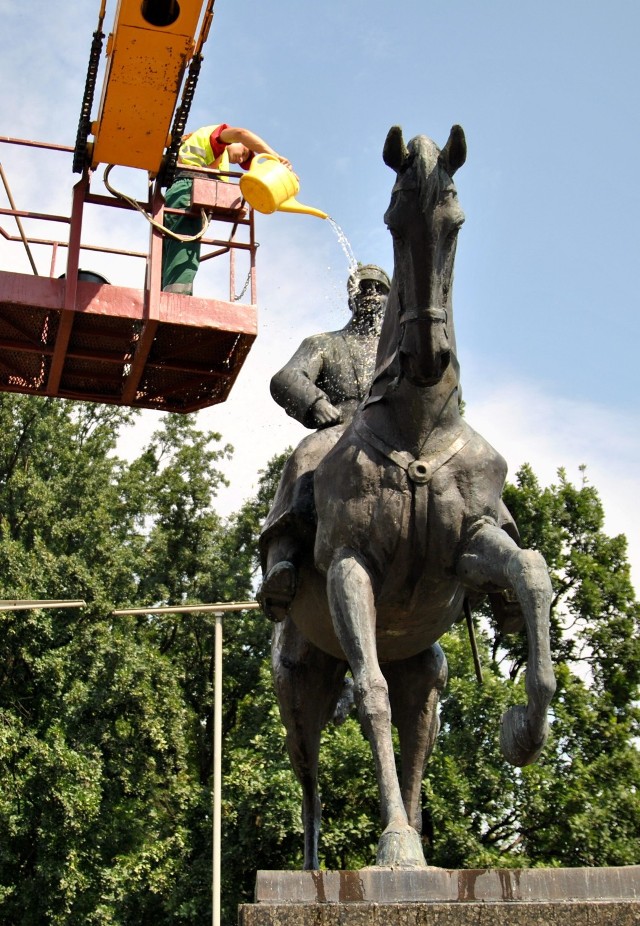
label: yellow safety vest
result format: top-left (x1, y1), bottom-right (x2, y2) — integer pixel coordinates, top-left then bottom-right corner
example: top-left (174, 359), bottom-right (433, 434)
top-left (178, 124), bottom-right (230, 174)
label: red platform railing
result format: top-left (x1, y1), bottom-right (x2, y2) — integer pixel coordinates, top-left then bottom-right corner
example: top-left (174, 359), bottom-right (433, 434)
top-left (0, 136), bottom-right (258, 413)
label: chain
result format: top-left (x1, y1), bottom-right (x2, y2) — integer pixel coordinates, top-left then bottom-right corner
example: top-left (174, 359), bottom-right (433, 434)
top-left (233, 268), bottom-right (252, 303)
top-left (73, 28), bottom-right (105, 174)
top-left (160, 54), bottom-right (202, 187)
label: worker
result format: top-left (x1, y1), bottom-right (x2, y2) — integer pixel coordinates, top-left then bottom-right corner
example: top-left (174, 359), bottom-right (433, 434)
top-left (162, 124), bottom-right (293, 294)
top-left (258, 264), bottom-right (391, 620)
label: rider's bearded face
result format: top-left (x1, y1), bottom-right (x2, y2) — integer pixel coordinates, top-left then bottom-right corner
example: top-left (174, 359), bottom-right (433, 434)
top-left (353, 280), bottom-right (388, 319)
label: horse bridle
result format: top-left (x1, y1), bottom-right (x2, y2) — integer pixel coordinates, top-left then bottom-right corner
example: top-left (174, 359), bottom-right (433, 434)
top-left (398, 306), bottom-right (448, 325)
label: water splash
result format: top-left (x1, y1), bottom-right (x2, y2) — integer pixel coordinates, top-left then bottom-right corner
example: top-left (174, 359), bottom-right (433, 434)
top-left (327, 217), bottom-right (358, 275)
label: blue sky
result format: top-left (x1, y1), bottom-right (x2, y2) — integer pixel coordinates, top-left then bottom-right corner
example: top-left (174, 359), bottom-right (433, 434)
top-left (0, 0), bottom-right (638, 587)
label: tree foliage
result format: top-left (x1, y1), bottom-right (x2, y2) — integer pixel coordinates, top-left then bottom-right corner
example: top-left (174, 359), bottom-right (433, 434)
top-left (0, 394), bottom-right (637, 924)
top-left (0, 397), bottom-right (244, 924)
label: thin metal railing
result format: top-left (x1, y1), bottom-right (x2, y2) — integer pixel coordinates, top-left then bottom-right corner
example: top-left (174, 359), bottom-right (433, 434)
top-left (0, 163), bottom-right (39, 275)
top-left (0, 599), bottom-right (86, 611)
top-left (0, 136), bottom-right (256, 297)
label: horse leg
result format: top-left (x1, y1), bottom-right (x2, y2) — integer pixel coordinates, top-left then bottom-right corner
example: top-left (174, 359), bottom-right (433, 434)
top-left (384, 644), bottom-right (448, 834)
top-left (271, 616), bottom-right (348, 869)
top-left (326, 548), bottom-right (426, 867)
top-left (457, 519), bottom-right (556, 766)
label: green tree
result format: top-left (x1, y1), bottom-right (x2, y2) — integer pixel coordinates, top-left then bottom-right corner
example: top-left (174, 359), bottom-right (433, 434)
top-left (502, 465), bottom-right (640, 866)
top-left (210, 458), bottom-right (640, 905)
top-left (0, 392), bottom-right (637, 925)
top-left (423, 465), bottom-right (639, 870)
top-left (222, 461), bottom-right (639, 880)
top-left (0, 397), bottom-right (236, 924)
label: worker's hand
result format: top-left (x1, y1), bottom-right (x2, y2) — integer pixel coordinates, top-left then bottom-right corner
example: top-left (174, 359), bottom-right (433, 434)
top-left (310, 398), bottom-right (342, 428)
top-left (277, 154), bottom-right (294, 173)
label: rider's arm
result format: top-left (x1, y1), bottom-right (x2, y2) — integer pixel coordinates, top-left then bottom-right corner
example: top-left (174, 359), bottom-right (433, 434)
top-left (271, 337), bottom-right (340, 428)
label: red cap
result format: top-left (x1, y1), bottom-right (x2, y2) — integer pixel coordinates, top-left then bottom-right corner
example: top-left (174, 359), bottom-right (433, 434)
top-left (240, 151), bottom-right (255, 171)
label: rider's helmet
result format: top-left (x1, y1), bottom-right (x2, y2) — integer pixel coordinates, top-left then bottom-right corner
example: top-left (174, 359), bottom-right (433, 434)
top-left (347, 264), bottom-right (390, 312)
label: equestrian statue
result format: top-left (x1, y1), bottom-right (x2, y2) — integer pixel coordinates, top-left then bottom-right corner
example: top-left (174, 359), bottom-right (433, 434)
top-left (260, 124), bottom-right (556, 870)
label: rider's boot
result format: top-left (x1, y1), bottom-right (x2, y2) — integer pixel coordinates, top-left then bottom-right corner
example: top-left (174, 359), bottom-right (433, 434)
top-left (258, 535), bottom-right (299, 622)
top-left (258, 561), bottom-right (297, 622)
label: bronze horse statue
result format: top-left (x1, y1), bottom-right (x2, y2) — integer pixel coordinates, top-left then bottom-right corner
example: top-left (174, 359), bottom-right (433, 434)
top-left (269, 125), bottom-right (555, 869)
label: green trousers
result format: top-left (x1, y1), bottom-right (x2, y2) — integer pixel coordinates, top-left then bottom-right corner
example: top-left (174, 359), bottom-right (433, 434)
top-left (162, 178), bottom-right (202, 293)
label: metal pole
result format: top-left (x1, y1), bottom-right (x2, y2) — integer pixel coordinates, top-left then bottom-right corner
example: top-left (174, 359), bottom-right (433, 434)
top-left (212, 613), bottom-right (223, 926)
top-left (110, 599), bottom-right (260, 922)
top-left (112, 601), bottom-right (259, 616)
top-left (0, 599), bottom-right (86, 611)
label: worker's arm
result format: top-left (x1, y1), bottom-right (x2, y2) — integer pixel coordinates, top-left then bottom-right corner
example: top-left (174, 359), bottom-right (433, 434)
top-left (218, 126), bottom-right (293, 171)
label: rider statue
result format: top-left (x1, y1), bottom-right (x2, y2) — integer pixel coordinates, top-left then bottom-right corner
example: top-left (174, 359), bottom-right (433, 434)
top-left (259, 264), bottom-right (391, 620)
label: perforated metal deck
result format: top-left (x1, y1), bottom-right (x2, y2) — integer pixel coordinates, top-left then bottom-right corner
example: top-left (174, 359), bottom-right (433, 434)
top-left (0, 133), bottom-right (259, 413)
top-left (0, 271), bottom-right (257, 413)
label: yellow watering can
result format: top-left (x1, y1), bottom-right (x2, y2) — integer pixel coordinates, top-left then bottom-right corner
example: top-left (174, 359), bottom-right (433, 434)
top-left (240, 153), bottom-right (328, 220)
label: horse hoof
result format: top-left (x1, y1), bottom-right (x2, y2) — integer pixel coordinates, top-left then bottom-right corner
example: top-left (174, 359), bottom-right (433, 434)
top-left (500, 704), bottom-right (547, 767)
top-left (375, 824), bottom-right (427, 869)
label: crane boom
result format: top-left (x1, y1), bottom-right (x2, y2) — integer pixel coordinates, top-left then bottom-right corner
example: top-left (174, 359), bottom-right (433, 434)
top-left (89, 0), bottom-right (212, 175)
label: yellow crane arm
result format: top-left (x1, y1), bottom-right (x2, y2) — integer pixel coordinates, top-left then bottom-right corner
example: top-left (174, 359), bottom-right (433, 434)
top-left (89, 0), bottom-right (212, 175)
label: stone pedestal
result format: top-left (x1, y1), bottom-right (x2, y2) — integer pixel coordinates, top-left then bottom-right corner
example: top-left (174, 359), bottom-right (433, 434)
top-left (238, 867), bottom-right (640, 925)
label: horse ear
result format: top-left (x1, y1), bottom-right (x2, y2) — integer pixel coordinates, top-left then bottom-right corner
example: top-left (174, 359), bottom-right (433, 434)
top-left (383, 126), bottom-right (409, 172)
top-left (439, 124), bottom-right (467, 176)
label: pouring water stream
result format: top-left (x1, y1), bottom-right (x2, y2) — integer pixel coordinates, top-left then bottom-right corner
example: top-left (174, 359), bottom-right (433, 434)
top-left (327, 217), bottom-right (358, 276)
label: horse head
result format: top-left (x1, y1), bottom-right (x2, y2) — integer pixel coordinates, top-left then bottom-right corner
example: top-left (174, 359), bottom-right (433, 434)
top-left (383, 125), bottom-right (466, 387)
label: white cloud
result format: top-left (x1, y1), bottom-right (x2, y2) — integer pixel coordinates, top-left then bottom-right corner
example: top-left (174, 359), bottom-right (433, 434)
top-left (217, 368), bottom-right (640, 596)
top-left (117, 215), bottom-right (356, 507)
top-left (108, 181), bottom-right (640, 597)
top-left (119, 358), bottom-right (640, 598)
top-left (2, 69), bottom-right (634, 598)
top-left (462, 374), bottom-right (640, 592)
